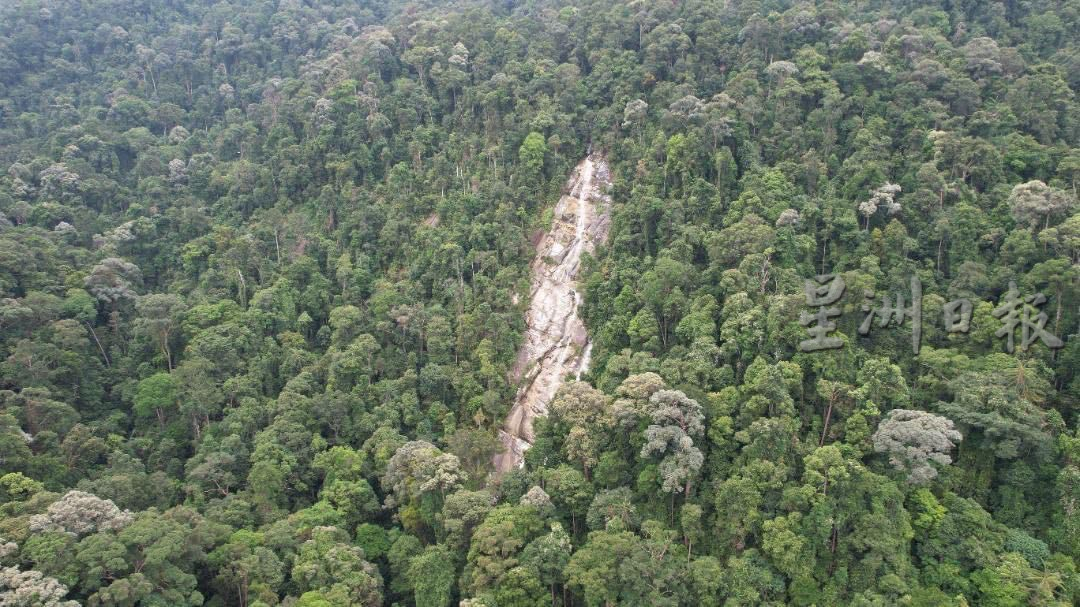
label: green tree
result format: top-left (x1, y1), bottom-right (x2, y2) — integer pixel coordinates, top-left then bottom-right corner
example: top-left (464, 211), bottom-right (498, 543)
top-left (132, 372), bottom-right (178, 429)
top-left (408, 544), bottom-right (456, 607)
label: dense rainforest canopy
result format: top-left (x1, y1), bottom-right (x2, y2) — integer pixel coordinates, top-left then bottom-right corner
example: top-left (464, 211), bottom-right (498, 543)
top-left (0, 0), bottom-right (1077, 605)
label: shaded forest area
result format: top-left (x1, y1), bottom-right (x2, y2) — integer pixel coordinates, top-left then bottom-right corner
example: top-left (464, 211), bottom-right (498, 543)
top-left (0, 0), bottom-right (1077, 605)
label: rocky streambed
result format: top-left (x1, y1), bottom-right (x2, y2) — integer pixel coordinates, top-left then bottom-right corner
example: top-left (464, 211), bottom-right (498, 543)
top-left (493, 154), bottom-right (612, 474)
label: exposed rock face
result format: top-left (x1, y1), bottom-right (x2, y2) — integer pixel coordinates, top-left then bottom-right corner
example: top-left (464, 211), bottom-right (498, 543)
top-left (493, 154), bottom-right (612, 474)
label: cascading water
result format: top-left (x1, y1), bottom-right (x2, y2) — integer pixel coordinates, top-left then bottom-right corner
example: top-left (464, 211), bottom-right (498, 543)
top-left (492, 154), bottom-right (612, 474)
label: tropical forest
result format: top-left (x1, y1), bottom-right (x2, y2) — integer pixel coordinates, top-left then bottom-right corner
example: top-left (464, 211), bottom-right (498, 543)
top-left (0, 0), bottom-right (1077, 605)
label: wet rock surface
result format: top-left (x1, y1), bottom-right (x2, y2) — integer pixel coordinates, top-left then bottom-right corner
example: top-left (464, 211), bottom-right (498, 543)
top-left (493, 154), bottom-right (612, 474)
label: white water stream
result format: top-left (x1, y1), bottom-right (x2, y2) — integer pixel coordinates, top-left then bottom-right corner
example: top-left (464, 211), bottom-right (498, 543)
top-left (493, 155), bottom-right (612, 473)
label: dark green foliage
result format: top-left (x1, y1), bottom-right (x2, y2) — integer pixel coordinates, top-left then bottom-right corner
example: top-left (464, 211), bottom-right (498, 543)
top-left (0, 0), bottom-right (1076, 605)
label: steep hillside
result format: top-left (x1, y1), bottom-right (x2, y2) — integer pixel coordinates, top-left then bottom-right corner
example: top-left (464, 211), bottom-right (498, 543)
top-left (0, 0), bottom-right (1076, 605)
